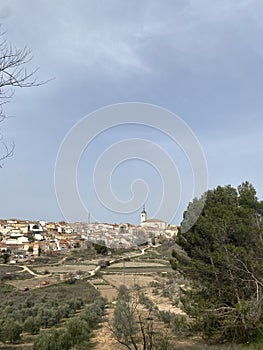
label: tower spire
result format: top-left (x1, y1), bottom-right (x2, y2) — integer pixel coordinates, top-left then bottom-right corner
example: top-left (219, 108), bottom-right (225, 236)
top-left (141, 205), bottom-right (147, 223)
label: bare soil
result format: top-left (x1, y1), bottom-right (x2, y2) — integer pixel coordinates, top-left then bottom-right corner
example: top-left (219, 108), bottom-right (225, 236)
top-left (95, 284), bottom-right (117, 302)
top-left (91, 309), bottom-right (121, 350)
top-left (144, 287), bottom-right (186, 315)
top-left (5, 275), bottom-right (60, 290)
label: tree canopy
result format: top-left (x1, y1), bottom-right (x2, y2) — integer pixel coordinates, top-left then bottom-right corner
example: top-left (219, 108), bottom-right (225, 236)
top-left (172, 182), bottom-right (263, 343)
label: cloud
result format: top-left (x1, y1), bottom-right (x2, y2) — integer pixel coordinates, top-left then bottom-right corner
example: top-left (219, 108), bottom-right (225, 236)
top-left (134, 0), bottom-right (263, 75)
top-left (0, 0), bottom-right (262, 222)
top-left (0, 0), bottom-right (151, 78)
top-left (2, 0), bottom-right (263, 79)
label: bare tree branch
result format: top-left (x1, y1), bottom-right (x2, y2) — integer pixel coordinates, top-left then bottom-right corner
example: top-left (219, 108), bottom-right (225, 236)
top-left (0, 26), bottom-right (51, 163)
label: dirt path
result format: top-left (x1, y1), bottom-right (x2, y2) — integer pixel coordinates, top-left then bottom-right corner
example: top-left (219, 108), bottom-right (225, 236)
top-left (19, 265), bottom-right (43, 277)
top-left (91, 309), bottom-right (121, 350)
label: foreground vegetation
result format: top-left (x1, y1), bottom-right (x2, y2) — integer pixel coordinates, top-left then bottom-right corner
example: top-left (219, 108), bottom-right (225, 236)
top-left (171, 182), bottom-right (263, 345)
top-left (33, 296), bottom-right (106, 350)
top-left (1, 181), bottom-right (263, 349)
top-left (0, 280), bottom-right (106, 349)
top-left (109, 182), bottom-right (263, 349)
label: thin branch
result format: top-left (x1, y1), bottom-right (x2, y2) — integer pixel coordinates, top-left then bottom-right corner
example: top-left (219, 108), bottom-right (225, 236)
top-left (234, 258), bottom-right (263, 288)
top-left (0, 27), bottom-right (51, 163)
top-left (0, 141), bottom-right (14, 162)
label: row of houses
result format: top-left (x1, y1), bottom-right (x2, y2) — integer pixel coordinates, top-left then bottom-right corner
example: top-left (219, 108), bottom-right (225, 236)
top-left (0, 219), bottom-right (82, 260)
top-left (0, 219), bottom-right (74, 236)
top-left (0, 218), bottom-right (178, 258)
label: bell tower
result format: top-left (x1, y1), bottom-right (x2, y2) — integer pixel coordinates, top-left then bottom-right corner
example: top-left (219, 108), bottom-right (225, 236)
top-left (141, 206), bottom-right (147, 224)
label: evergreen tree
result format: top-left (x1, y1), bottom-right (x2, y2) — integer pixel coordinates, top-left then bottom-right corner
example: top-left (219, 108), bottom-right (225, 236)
top-left (173, 182), bottom-right (263, 342)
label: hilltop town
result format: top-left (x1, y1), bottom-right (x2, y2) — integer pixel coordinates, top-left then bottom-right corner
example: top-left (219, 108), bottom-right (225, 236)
top-left (0, 208), bottom-right (177, 263)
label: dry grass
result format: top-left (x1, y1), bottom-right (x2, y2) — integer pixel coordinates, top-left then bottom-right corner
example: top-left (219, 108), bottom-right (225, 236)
top-left (103, 273), bottom-right (155, 289)
top-left (94, 284), bottom-right (117, 302)
top-left (170, 344), bottom-right (261, 350)
top-left (34, 264), bottom-right (94, 274)
top-left (0, 279), bottom-right (98, 306)
top-left (109, 261), bottom-right (167, 268)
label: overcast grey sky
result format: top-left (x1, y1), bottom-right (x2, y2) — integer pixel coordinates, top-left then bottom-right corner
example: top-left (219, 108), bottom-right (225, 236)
top-left (0, 0), bottom-right (263, 225)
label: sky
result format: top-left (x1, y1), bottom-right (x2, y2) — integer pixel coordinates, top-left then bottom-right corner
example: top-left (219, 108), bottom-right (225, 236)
top-left (0, 0), bottom-right (263, 225)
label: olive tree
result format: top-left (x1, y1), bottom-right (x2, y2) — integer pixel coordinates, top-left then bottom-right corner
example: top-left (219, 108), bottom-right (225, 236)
top-left (110, 286), bottom-right (174, 350)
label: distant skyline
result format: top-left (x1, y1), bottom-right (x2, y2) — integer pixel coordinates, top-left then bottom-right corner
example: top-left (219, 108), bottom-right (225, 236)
top-left (0, 1), bottom-right (263, 225)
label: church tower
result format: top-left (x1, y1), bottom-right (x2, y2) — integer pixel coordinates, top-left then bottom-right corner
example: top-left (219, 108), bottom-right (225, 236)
top-left (141, 206), bottom-right (147, 224)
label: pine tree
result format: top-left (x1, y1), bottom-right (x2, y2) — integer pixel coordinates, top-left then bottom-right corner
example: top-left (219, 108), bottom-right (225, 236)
top-left (173, 182), bottom-right (263, 342)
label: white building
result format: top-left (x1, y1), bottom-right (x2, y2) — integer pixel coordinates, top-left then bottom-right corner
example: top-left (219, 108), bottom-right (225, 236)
top-left (5, 236), bottom-right (29, 244)
top-left (140, 207), bottom-right (147, 223)
top-left (141, 218), bottom-right (167, 230)
top-left (140, 207), bottom-right (167, 230)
